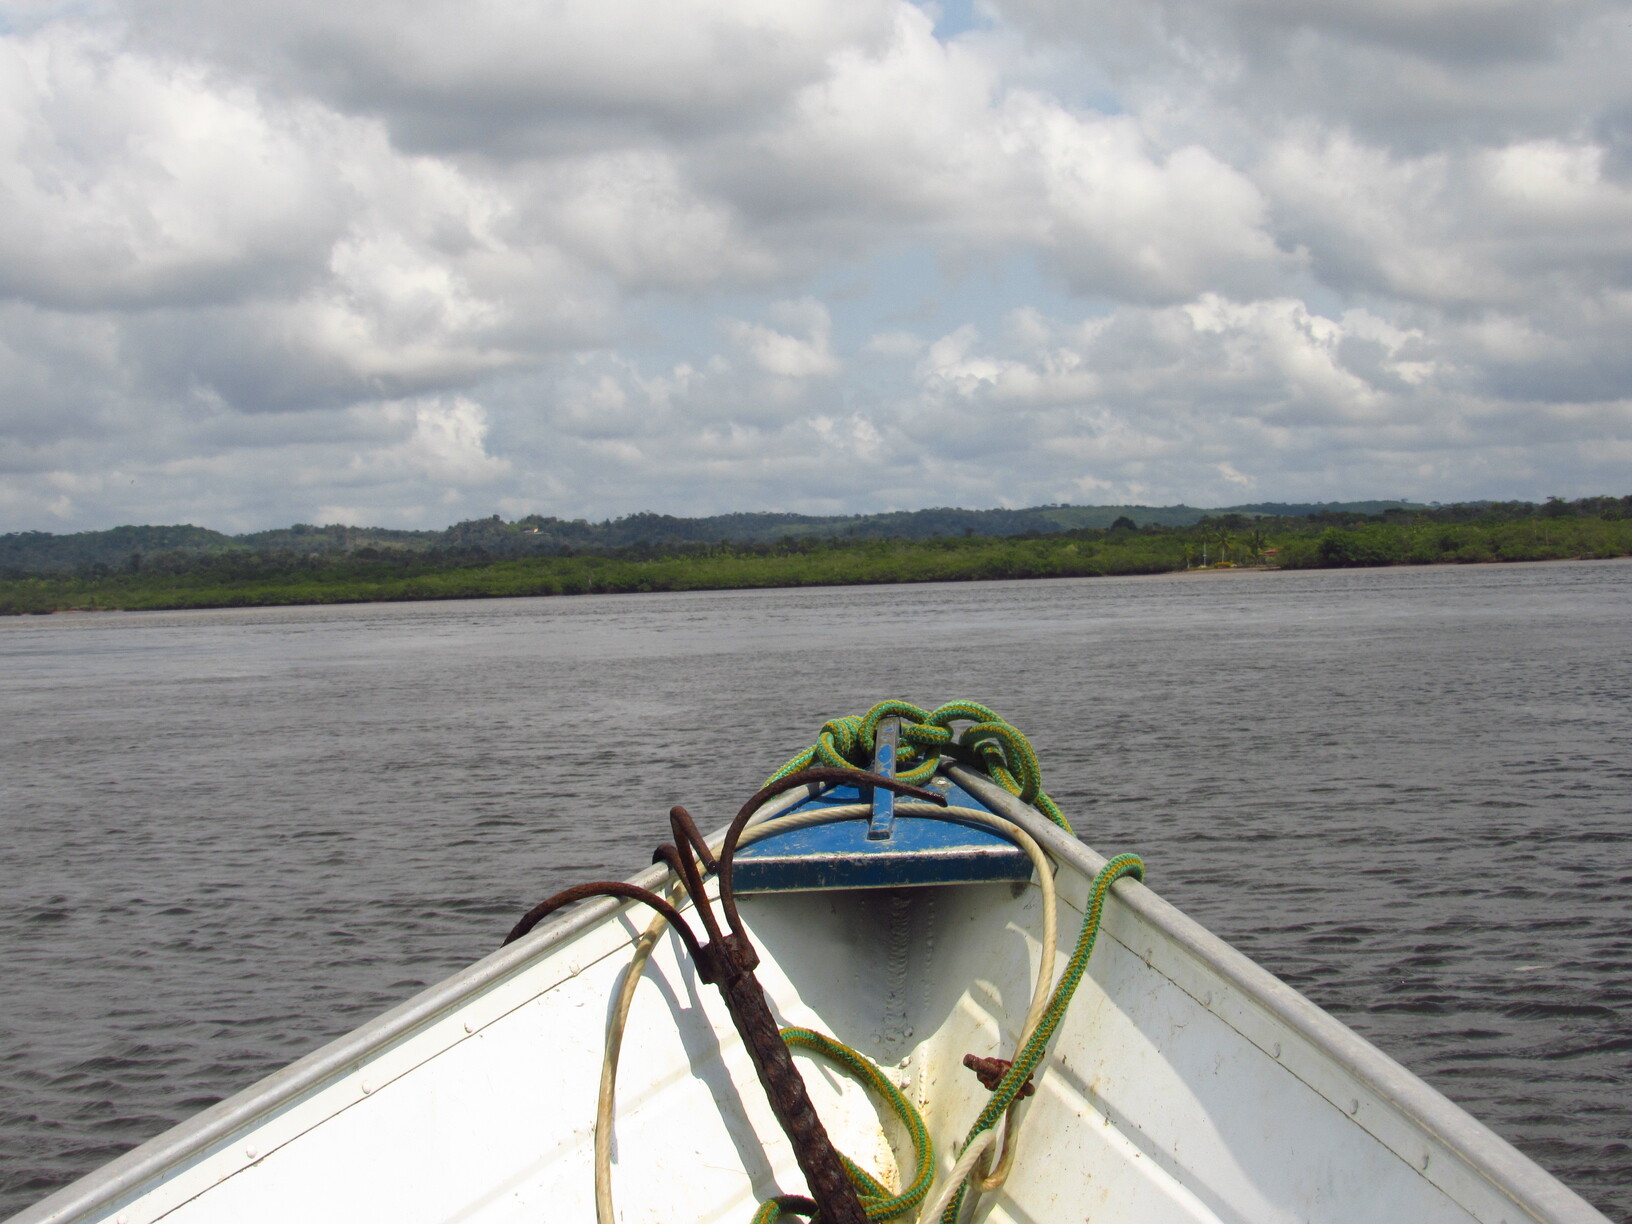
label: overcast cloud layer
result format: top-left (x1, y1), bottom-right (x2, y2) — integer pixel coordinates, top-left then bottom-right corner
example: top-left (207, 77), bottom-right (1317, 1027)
top-left (2, 0), bottom-right (1630, 531)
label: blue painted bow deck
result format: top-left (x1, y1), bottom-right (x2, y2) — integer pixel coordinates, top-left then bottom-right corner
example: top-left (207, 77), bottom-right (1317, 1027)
top-left (732, 720), bottom-right (1031, 893)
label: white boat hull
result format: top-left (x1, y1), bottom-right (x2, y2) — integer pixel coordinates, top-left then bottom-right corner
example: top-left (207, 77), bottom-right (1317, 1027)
top-left (9, 767), bottom-right (1608, 1224)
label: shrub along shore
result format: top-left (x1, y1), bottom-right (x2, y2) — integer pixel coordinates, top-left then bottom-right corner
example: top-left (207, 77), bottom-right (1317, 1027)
top-left (4, 502), bottom-right (1630, 616)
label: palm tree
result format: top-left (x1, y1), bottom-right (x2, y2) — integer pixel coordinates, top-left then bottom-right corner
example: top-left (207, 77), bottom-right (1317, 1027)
top-left (1204, 526), bottom-right (1236, 564)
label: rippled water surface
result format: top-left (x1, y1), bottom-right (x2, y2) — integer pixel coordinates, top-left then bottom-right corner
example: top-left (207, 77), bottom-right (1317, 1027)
top-left (3, 560), bottom-right (1629, 1220)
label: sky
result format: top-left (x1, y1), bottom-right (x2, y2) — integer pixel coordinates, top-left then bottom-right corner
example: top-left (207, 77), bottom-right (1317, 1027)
top-left (2, 0), bottom-right (1630, 533)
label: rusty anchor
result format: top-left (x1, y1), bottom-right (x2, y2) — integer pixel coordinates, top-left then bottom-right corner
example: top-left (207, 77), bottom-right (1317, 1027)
top-left (504, 767), bottom-right (948, 1224)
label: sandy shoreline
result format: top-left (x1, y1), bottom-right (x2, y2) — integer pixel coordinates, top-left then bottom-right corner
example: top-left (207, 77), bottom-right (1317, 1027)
top-left (1099, 554), bottom-right (1631, 583)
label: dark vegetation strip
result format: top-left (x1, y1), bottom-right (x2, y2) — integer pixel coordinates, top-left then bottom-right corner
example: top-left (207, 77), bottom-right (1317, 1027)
top-left (0, 499), bottom-right (1428, 574)
top-left (3, 499), bottom-right (1630, 615)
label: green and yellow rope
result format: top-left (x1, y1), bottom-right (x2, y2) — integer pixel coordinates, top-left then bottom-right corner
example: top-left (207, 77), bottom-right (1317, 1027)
top-left (749, 1027), bottom-right (935, 1223)
top-left (934, 852), bottom-right (1145, 1223)
top-left (753, 702), bottom-right (1143, 1223)
top-left (765, 700), bottom-right (1072, 833)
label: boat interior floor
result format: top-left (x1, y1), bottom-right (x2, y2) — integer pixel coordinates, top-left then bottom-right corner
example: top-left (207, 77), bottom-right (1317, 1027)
top-left (107, 876), bottom-right (1514, 1224)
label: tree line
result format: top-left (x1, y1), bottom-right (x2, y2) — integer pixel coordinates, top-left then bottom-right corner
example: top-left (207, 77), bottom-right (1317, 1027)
top-left (2, 499), bottom-right (1427, 577)
top-left (2, 496), bottom-right (1628, 615)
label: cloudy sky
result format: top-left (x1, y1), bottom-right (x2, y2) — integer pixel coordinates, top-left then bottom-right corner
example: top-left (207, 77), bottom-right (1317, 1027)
top-left (2, 0), bottom-right (1630, 532)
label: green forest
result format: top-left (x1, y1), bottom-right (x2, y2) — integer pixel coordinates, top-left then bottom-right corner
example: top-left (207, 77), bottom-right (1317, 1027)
top-left (0, 499), bottom-right (1421, 573)
top-left (3, 497), bottom-right (1629, 615)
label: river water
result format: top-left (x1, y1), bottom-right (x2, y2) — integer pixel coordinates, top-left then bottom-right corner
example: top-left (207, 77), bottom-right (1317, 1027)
top-left (2, 560), bottom-right (1628, 1221)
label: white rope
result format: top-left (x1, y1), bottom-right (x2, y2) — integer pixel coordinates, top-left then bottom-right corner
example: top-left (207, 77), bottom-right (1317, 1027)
top-left (594, 882), bottom-right (683, 1224)
top-left (916, 1130), bottom-right (998, 1224)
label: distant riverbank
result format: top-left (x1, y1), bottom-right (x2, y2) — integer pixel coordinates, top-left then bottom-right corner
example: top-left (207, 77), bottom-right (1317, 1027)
top-left (5, 514), bottom-right (1631, 614)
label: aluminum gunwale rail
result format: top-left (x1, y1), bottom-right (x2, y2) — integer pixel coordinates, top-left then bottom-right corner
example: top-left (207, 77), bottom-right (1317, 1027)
top-left (6, 784), bottom-right (822, 1224)
top-left (946, 763), bottom-right (1610, 1224)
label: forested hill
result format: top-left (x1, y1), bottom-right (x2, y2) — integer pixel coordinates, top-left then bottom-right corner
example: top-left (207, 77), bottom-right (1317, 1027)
top-left (1, 501), bottom-right (1424, 575)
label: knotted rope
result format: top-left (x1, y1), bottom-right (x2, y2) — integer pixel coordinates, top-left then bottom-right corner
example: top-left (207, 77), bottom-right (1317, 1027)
top-left (765, 700), bottom-right (1073, 834)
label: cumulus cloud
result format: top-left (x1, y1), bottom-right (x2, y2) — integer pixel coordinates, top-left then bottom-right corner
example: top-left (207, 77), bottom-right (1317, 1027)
top-left (0, 0), bottom-right (1628, 531)
top-left (887, 295), bottom-right (1632, 503)
top-left (726, 300), bottom-right (841, 378)
top-left (996, 0), bottom-right (1632, 151)
top-left (0, 27), bottom-right (347, 310)
top-left (120, 0), bottom-right (900, 154)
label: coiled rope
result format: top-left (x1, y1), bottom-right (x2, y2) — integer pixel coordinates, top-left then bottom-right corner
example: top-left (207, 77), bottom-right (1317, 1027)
top-left (592, 701), bottom-right (1142, 1224)
top-left (764, 700), bottom-right (1073, 835)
